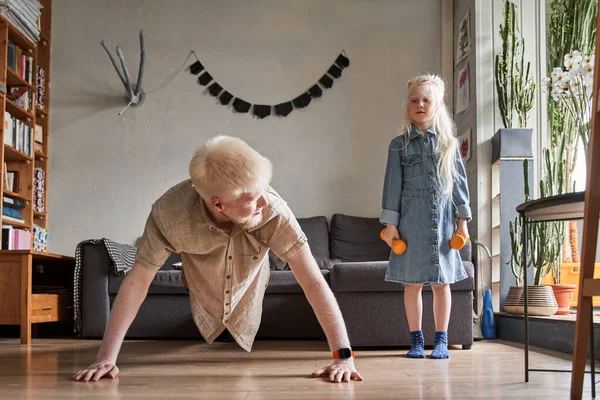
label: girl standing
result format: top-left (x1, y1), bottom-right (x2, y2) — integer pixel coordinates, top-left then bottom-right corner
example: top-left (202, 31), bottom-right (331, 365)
top-left (380, 74), bottom-right (471, 359)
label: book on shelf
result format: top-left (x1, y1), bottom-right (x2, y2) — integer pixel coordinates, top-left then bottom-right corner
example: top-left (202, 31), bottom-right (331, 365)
top-left (6, 40), bottom-right (35, 84)
top-left (3, 195), bottom-right (26, 209)
top-left (3, 111), bottom-right (33, 156)
top-left (36, 67), bottom-right (45, 108)
top-left (2, 204), bottom-right (22, 220)
top-left (4, 169), bottom-right (20, 192)
top-left (0, 0), bottom-right (43, 44)
top-left (8, 85), bottom-right (33, 111)
top-left (1, 226), bottom-right (31, 250)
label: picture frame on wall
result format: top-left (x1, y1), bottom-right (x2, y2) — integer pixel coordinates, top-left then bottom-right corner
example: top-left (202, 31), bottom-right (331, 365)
top-left (456, 9), bottom-right (471, 65)
top-left (458, 128), bottom-right (472, 163)
top-left (456, 64), bottom-right (470, 114)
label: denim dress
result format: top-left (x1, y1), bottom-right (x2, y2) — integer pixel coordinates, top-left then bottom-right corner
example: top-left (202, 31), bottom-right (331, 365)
top-left (380, 125), bottom-right (472, 285)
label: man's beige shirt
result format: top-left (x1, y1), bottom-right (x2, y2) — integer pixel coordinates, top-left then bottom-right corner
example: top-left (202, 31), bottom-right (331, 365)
top-left (135, 179), bottom-right (307, 351)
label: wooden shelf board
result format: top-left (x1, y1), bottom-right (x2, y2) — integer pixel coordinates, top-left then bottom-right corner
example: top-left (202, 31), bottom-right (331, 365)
top-left (36, 107), bottom-right (47, 117)
top-left (493, 193), bottom-right (500, 201)
top-left (6, 68), bottom-right (32, 89)
top-left (3, 189), bottom-right (32, 202)
top-left (493, 224), bottom-right (501, 230)
top-left (4, 144), bottom-right (32, 162)
top-left (33, 211), bottom-right (47, 220)
top-left (6, 97), bottom-right (34, 121)
top-left (1, 217), bottom-right (30, 229)
top-left (34, 151), bottom-right (47, 160)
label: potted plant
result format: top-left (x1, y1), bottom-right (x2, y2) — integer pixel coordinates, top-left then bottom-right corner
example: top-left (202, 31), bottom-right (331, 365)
top-left (494, 0), bottom-right (536, 131)
top-left (493, 0), bottom-right (540, 315)
top-left (540, 49), bottom-right (595, 311)
top-left (542, 0), bottom-right (597, 303)
top-left (505, 159), bottom-right (561, 316)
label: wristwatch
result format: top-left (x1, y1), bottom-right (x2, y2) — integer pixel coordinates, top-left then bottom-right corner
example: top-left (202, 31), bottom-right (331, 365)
top-left (332, 347), bottom-right (355, 359)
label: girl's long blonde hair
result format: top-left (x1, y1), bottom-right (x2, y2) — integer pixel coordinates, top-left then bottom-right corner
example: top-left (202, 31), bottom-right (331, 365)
top-left (401, 74), bottom-right (458, 197)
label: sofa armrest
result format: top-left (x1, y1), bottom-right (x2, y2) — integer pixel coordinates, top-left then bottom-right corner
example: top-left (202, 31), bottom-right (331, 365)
top-left (81, 243), bottom-right (111, 338)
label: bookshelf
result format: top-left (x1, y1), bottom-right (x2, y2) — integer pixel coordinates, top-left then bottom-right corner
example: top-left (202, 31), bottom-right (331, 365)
top-left (0, 0), bottom-right (51, 251)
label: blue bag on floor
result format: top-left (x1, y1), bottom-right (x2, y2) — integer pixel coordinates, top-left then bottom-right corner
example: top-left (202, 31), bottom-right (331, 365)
top-left (481, 288), bottom-right (496, 339)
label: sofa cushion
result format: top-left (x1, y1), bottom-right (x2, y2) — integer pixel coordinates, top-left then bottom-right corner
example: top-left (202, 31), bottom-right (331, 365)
top-left (269, 216), bottom-right (332, 271)
top-left (266, 270), bottom-right (330, 294)
top-left (329, 214), bottom-right (390, 262)
top-left (109, 270), bottom-right (188, 295)
top-left (330, 261), bottom-right (474, 293)
top-left (109, 252), bottom-right (187, 294)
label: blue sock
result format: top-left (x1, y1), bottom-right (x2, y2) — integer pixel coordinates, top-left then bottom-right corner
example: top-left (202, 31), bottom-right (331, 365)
top-left (407, 330), bottom-right (425, 358)
top-left (431, 331), bottom-right (450, 359)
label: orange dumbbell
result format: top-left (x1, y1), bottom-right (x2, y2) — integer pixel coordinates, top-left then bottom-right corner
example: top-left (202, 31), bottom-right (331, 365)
top-left (449, 233), bottom-right (470, 250)
top-left (380, 228), bottom-right (407, 255)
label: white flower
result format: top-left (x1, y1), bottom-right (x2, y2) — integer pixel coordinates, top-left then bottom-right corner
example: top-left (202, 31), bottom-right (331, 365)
top-left (547, 51), bottom-right (594, 106)
top-left (564, 50), bottom-right (583, 68)
top-left (555, 71), bottom-right (571, 89)
top-left (551, 67), bottom-right (563, 78)
top-left (569, 63), bottom-right (582, 77)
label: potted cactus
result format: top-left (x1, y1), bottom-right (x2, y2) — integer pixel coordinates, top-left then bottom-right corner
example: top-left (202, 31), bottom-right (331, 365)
top-left (494, 0), bottom-right (536, 131)
top-left (505, 159), bottom-right (562, 316)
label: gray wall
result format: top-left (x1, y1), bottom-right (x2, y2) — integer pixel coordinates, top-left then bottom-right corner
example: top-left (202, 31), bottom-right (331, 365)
top-left (48, 0), bottom-right (443, 255)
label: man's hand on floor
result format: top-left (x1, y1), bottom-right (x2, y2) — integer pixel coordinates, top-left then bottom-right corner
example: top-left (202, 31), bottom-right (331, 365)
top-left (311, 358), bottom-right (364, 383)
top-left (72, 359), bottom-right (119, 382)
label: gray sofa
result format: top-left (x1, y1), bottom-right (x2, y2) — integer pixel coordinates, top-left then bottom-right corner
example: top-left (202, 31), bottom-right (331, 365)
top-left (80, 214), bottom-right (475, 348)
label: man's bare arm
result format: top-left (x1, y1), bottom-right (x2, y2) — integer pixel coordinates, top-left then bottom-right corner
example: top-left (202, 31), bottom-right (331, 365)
top-left (72, 263), bottom-right (156, 382)
top-left (287, 244), bottom-right (363, 382)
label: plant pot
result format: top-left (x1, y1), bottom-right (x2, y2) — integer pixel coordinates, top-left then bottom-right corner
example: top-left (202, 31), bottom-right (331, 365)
top-left (549, 284), bottom-right (576, 315)
top-left (541, 263), bottom-right (600, 307)
top-left (503, 285), bottom-right (558, 316)
top-left (504, 286), bottom-right (523, 315)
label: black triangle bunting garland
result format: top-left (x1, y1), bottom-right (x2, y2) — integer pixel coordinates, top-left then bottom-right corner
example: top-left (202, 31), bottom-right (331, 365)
top-left (189, 51), bottom-right (349, 118)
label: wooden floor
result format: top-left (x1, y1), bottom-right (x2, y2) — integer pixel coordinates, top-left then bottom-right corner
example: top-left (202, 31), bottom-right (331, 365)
top-left (0, 338), bottom-right (596, 399)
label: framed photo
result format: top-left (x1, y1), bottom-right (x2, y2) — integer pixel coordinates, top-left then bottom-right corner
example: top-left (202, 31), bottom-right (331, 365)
top-left (456, 64), bottom-right (470, 114)
top-left (457, 10), bottom-right (471, 64)
top-left (458, 128), bottom-right (472, 163)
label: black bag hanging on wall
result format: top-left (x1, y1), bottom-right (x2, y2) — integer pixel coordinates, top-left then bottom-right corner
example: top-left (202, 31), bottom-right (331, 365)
top-left (335, 53), bottom-right (350, 69)
top-left (219, 91), bottom-right (233, 105)
top-left (319, 74), bottom-right (334, 89)
top-left (253, 105), bottom-right (271, 119)
top-left (198, 72), bottom-right (213, 86)
top-left (208, 82), bottom-right (223, 97)
top-left (232, 98), bottom-right (251, 113)
top-left (328, 64), bottom-right (342, 78)
top-left (275, 102), bottom-right (293, 116)
top-left (308, 84), bottom-right (323, 98)
top-left (292, 93), bottom-right (311, 108)
top-left (190, 60), bottom-right (204, 75)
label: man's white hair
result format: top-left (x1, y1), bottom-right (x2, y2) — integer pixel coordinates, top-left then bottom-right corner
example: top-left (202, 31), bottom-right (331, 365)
top-left (189, 135), bottom-right (273, 201)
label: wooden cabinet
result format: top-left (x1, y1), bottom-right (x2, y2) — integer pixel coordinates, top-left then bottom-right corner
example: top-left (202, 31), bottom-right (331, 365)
top-left (0, 251), bottom-right (74, 344)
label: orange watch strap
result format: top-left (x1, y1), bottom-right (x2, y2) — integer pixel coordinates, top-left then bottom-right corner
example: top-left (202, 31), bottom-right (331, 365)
top-left (332, 350), bottom-right (355, 359)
